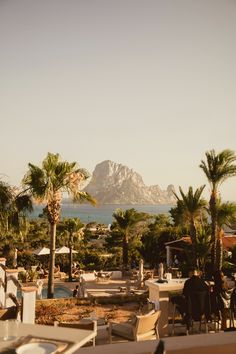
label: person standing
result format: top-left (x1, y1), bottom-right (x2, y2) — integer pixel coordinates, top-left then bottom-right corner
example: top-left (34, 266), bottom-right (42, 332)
top-left (72, 285), bottom-right (79, 297)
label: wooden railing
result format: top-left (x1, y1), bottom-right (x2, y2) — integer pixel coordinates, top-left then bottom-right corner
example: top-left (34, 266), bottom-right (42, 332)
top-left (0, 258), bottom-right (37, 323)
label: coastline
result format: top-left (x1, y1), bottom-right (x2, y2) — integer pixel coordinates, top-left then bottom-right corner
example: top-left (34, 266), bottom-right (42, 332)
top-left (28, 203), bottom-right (174, 224)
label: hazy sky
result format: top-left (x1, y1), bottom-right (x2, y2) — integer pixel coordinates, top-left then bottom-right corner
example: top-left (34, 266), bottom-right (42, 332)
top-left (1, 0), bottom-right (236, 201)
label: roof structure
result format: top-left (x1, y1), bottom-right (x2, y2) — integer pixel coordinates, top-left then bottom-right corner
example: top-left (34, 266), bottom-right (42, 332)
top-left (165, 235), bottom-right (236, 250)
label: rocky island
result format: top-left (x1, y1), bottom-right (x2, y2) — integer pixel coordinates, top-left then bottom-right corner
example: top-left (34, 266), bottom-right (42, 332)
top-left (84, 160), bottom-right (176, 205)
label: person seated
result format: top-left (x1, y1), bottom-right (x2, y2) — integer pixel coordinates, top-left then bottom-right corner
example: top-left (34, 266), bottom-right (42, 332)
top-left (183, 267), bottom-right (209, 296)
top-left (72, 285), bottom-right (79, 297)
top-left (37, 266), bottom-right (46, 278)
top-left (54, 264), bottom-right (60, 273)
top-left (171, 267), bottom-right (210, 325)
top-left (184, 267), bottom-right (211, 322)
top-left (212, 270), bottom-right (233, 330)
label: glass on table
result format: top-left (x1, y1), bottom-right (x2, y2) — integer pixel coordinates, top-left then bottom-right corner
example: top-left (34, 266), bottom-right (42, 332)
top-left (176, 271), bottom-right (182, 282)
top-left (0, 320), bottom-right (8, 341)
top-left (5, 319), bottom-right (19, 340)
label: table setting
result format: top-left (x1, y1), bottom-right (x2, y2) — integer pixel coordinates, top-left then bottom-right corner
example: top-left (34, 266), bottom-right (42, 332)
top-left (0, 321), bottom-right (95, 354)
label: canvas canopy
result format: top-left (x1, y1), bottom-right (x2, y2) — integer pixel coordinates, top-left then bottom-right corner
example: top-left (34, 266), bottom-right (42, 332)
top-left (55, 246), bottom-right (78, 254)
top-left (32, 247), bottom-right (50, 256)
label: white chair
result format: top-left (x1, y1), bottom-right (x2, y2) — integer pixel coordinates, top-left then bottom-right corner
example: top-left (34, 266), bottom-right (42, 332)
top-left (108, 310), bottom-right (161, 343)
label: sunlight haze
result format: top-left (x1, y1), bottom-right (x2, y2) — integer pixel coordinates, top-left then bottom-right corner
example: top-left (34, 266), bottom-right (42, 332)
top-left (1, 0), bottom-right (236, 201)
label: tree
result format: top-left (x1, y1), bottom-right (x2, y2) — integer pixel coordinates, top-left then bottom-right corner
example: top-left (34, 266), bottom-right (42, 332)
top-left (22, 152), bottom-right (96, 298)
top-left (0, 180), bottom-right (13, 232)
top-left (140, 215), bottom-right (177, 268)
top-left (172, 186), bottom-right (207, 266)
top-left (60, 218), bottom-right (84, 281)
top-left (0, 180), bottom-right (32, 245)
top-left (111, 208), bottom-right (150, 270)
top-left (214, 201), bottom-right (236, 270)
top-left (200, 149), bottom-right (236, 271)
top-left (194, 226), bottom-right (212, 272)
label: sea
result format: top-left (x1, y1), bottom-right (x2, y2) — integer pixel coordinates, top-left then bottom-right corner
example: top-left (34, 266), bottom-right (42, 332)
top-left (29, 203), bottom-right (174, 225)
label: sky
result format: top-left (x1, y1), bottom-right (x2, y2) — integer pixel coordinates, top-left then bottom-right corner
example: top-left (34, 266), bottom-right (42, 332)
top-left (1, 0), bottom-right (236, 201)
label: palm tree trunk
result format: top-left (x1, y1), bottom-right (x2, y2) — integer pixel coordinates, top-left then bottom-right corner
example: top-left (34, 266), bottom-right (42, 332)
top-left (215, 229), bottom-right (223, 271)
top-left (48, 222), bottom-right (56, 298)
top-left (69, 235), bottom-right (73, 282)
top-left (209, 193), bottom-right (218, 271)
top-left (122, 236), bottom-right (129, 272)
top-left (190, 219), bottom-right (198, 267)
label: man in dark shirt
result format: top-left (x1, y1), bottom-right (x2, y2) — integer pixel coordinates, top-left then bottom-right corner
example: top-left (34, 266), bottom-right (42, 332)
top-left (183, 267), bottom-right (211, 326)
top-left (183, 268), bottom-right (209, 297)
top-left (171, 267), bottom-right (209, 325)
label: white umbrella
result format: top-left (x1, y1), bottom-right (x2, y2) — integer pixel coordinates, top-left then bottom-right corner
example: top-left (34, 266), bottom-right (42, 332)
top-left (33, 247), bottom-right (50, 256)
top-left (55, 246), bottom-right (78, 254)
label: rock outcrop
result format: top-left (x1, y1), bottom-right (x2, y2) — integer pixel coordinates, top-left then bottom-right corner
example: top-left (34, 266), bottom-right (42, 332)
top-left (84, 160), bottom-right (176, 204)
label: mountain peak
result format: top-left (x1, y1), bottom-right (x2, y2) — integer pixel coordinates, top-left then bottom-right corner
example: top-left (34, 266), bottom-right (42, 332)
top-left (84, 160), bottom-right (175, 205)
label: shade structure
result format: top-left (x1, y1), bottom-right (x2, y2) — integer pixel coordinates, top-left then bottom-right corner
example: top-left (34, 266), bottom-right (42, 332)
top-left (33, 247), bottom-right (50, 256)
top-left (55, 246), bottom-right (78, 254)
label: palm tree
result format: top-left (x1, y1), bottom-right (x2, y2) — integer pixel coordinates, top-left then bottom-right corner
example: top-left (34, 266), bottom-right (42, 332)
top-left (0, 180), bottom-right (13, 232)
top-left (195, 226), bottom-right (212, 271)
top-left (173, 186), bottom-right (207, 266)
top-left (214, 201), bottom-right (236, 270)
top-left (22, 152), bottom-right (96, 298)
top-left (112, 208), bottom-right (150, 271)
top-left (0, 180), bottom-right (32, 239)
top-left (199, 149), bottom-right (236, 271)
top-left (61, 218), bottom-right (84, 282)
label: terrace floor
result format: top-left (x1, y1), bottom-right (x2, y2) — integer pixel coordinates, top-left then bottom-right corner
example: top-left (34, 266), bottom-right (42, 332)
top-left (37, 277), bottom-right (236, 347)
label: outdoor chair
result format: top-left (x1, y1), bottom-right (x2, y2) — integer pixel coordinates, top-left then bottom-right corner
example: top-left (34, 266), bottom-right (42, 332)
top-left (54, 319), bottom-right (97, 346)
top-left (108, 310), bottom-right (161, 343)
top-left (185, 290), bottom-right (211, 335)
top-left (229, 288), bottom-right (236, 328)
top-left (171, 290), bottom-right (211, 335)
top-left (170, 293), bottom-right (186, 336)
top-left (210, 287), bottom-right (235, 331)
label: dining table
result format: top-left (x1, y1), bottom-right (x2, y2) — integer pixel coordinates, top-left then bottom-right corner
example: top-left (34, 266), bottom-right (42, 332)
top-left (145, 278), bottom-right (187, 337)
top-left (0, 322), bottom-right (96, 354)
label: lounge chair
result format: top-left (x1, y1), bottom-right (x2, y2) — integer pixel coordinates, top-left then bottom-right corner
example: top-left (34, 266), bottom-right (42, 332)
top-left (108, 310), bottom-right (161, 343)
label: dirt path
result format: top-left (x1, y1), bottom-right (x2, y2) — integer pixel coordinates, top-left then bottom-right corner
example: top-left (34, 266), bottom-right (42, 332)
top-left (36, 299), bottom-right (141, 325)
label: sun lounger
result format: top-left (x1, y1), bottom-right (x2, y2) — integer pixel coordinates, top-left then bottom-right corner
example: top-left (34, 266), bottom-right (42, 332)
top-left (81, 273), bottom-right (97, 282)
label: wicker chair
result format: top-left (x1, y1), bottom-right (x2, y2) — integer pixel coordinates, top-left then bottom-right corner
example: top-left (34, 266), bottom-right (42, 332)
top-left (108, 310), bottom-right (161, 343)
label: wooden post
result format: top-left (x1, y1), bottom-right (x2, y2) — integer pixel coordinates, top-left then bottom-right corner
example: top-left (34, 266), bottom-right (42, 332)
top-left (21, 286), bottom-right (37, 324)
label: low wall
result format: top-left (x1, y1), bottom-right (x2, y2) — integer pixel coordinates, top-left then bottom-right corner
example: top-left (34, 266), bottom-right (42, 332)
top-left (78, 332), bottom-right (236, 354)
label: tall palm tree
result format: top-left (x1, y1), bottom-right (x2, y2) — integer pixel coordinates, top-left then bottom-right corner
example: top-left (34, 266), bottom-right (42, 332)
top-left (0, 180), bottom-right (13, 232)
top-left (173, 185), bottom-right (207, 266)
top-left (22, 152), bottom-right (96, 298)
top-left (112, 208), bottom-right (150, 271)
top-left (199, 149), bottom-right (236, 271)
top-left (61, 218), bottom-right (84, 282)
top-left (0, 180), bottom-right (32, 238)
top-left (214, 201), bottom-right (236, 270)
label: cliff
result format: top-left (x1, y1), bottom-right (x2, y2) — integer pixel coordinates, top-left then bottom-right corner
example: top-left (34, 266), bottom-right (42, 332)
top-left (84, 160), bottom-right (176, 204)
